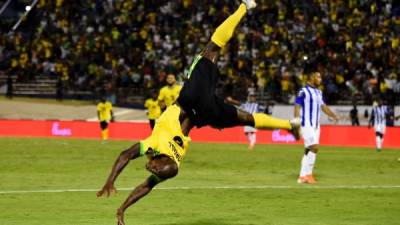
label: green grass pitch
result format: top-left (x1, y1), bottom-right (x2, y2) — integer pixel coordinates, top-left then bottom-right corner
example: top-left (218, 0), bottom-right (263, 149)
top-left (0, 137), bottom-right (399, 225)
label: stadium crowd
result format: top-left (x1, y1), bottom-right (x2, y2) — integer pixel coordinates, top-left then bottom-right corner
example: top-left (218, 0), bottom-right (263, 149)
top-left (0, 0), bottom-right (399, 105)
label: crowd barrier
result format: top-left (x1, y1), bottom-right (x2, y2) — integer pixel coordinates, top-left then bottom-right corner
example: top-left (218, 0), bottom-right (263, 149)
top-left (0, 119), bottom-right (399, 149)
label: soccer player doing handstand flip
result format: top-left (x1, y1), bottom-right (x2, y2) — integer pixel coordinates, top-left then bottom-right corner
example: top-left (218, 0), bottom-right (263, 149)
top-left (97, 1), bottom-right (300, 224)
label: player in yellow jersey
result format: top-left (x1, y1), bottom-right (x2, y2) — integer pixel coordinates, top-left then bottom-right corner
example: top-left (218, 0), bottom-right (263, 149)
top-left (97, 2), bottom-right (301, 224)
top-left (144, 90), bottom-right (161, 129)
top-left (97, 97), bottom-right (114, 141)
top-left (158, 74), bottom-right (182, 111)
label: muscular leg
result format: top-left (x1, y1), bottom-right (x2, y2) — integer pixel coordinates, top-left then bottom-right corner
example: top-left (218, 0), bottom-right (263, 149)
top-left (195, 3), bottom-right (295, 132)
top-left (201, 3), bottom-right (249, 63)
top-left (236, 109), bottom-right (300, 139)
top-left (193, 2), bottom-right (301, 137)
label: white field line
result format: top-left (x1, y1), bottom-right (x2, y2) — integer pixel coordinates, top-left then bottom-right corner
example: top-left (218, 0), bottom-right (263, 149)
top-left (1, 185), bottom-right (400, 194)
top-left (87, 110), bottom-right (133, 121)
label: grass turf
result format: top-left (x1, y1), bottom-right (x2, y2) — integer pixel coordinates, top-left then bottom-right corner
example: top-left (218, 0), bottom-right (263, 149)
top-left (0, 137), bottom-right (399, 225)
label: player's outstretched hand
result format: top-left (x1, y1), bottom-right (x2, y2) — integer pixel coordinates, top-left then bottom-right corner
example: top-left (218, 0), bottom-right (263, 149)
top-left (97, 183), bottom-right (117, 197)
top-left (332, 115), bottom-right (340, 123)
top-left (328, 115), bottom-right (340, 124)
top-left (117, 209), bottom-right (125, 225)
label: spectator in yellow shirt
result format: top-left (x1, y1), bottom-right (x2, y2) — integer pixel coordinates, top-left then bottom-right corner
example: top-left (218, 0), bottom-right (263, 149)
top-left (158, 74), bottom-right (182, 111)
top-left (144, 90), bottom-right (161, 129)
top-left (97, 97), bottom-right (114, 142)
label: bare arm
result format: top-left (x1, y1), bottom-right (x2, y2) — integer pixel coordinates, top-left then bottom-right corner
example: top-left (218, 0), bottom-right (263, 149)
top-left (294, 104), bottom-right (301, 118)
top-left (110, 110), bottom-right (114, 122)
top-left (97, 143), bottom-right (141, 197)
top-left (225, 96), bottom-right (241, 106)
top-left (321, 105), bottom-right (339, 122)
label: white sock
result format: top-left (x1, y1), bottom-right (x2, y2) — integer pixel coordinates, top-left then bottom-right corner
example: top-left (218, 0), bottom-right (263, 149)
top-left (376, 136), bottom-right (381, 149)
top-left (245, 133), bottom-right (251, 144)
top-left (306, 151), bottom-right (317, 175)
top-left (300, 154), bottom-right (308, 177)
top-left (249, 133), bottom-right (256, 146)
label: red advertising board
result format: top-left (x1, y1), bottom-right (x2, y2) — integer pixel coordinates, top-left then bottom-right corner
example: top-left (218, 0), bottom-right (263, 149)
top-left (0, 119), bottom-right (399, 149)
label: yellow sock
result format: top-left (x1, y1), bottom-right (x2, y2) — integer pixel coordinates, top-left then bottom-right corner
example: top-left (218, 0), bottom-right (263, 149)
top-left (101, 129), bottom-right (109, 140)
top-left (211, 4), bottom-right (247, 48)
top-left (253, 113), bottom-right (292, 130)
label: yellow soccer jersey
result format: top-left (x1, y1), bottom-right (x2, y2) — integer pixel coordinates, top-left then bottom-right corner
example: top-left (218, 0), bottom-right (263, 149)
top-left (158, 84), bottom-right (182, 107)
top-left (97, 101), bottom-right (112, 122)
top-left (144, 98), bottom-right (161, 120)
top-left (140, 105), bottom-right (191, 166)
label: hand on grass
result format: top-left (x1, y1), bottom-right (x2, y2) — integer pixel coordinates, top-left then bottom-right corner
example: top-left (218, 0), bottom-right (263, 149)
top-left (96, 183), bottom-right (117, 197)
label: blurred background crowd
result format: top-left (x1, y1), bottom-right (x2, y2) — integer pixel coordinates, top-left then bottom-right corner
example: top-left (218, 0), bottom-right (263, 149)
top-left (0, 0), bottom-right (399, 106)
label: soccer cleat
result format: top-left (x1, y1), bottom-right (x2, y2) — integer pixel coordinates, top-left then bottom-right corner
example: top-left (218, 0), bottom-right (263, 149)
top-left (289, 117), bottom-right (301, 140)
top-left (242, 0), bottom-right (257, 10)
top-left (297, 176), bottom-right (308, 184)
top-left (306, 175), bottom-right (317, 184)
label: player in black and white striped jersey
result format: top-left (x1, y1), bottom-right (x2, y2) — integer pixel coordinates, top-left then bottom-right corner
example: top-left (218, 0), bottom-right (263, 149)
top-left (226, 93), bottom-right (265, 150)
top-left (369, 99), bottom-right (389, 151)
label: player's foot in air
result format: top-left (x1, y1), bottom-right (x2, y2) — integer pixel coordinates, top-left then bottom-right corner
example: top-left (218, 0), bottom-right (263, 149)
top-left (289, 117), bottom-right (301, 140)
top-left (242, 0), bottom-right (257, 10)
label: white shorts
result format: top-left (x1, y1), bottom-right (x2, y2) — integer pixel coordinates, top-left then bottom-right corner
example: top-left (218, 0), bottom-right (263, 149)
top-left (244, 126), bottom-right (257, 133)
top-left (301, 126), bottom-right (320, 148)
top-left (374, 124), bottom-right (386, 134)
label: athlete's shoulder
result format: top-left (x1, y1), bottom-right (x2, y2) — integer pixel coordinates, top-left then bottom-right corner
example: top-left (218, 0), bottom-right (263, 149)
top-left (297, 87), bottom-right (306, 97)
top-left (159, 86), bottom-right (167, 92)
top-left (105, 102), bottom-right (112, 109)
top-left (158, 87), bottom-right (168, 97)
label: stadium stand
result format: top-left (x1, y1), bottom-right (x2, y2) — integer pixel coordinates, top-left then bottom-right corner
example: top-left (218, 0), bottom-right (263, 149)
top-left (0, 0), bottom-right (399, 106)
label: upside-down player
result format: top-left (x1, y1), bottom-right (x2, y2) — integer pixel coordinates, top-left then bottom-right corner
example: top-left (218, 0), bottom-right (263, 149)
top-left (97, 1), bottom-right (301, 224)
